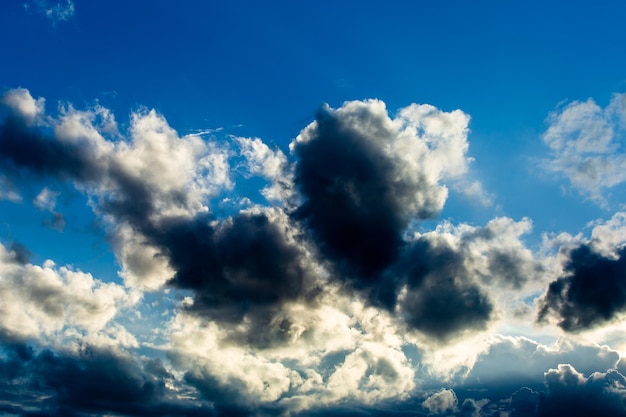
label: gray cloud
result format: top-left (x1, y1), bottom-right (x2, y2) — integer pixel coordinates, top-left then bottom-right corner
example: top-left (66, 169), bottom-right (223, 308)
top-left (396, 239), bottom-right (493, 340)
top-left (538, 244), bottom-right (626, 332)
top-left (292, 100), bottom-right (470, 280)
top-left (0, 342), bottom-right (217, 417)
top-left (537, 364), bottom-right (626, 417)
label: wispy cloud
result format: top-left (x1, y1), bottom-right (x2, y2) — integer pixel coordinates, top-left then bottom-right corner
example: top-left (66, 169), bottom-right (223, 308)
top-left (24, 0), bottom-right (75, 24)
top-left (542, 93), bottom-right (626, 205)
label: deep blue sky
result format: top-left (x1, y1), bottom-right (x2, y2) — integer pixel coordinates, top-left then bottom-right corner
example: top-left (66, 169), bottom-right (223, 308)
top-left (1, 1), bottom-right (626, 416)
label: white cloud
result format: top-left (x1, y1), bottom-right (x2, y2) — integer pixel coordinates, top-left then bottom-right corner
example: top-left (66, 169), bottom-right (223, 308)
top-left (543, 93), bottom-right (626, 204)
top-left (466, 335), bottom-right (620, 385)
top-left (235, 136), bottom-right (293, 203)
top-left (0, 242), bottom-right (138, 342)
top-left (236, 137), bottom-right (288, 179)
top-left (2, 87), bottom-right (45, 124)
top-left (34, 187), bottom-right (59, 211)
top-left (167, 292), bottom-right (416, 412)
top-left (422, 388), bottom-right (458, 414)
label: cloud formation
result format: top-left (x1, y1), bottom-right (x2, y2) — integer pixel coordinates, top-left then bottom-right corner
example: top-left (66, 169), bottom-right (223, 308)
top-left (292, 100), bottom-right (471, 279)
top-left (0, 242), bottom-right (136, 343)
top-left (543, 93), bottom-right (626, 204)
top-left (25, 0), bottom-right (75, 23)
top-left (538, 212), bottom-right (626, 332)
top-left (538, 364), bottom-right (626, 417)
top-left (2, 87), bottom-right (626, 416)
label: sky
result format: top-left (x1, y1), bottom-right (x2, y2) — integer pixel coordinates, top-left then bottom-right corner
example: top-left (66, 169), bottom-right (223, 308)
top-left (1, 1), bottom-right (626, 416)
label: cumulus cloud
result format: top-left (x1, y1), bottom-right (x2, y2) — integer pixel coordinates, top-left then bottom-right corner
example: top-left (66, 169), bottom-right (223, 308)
top-left (538, 364), bottom-right (626, 417)
top-left (236, 136), bottom-right (293, 203)
top-left (292, 100), bottom-right (471, 279)
top-left (466, 335), bottom-right (620, 386)
top-left (422, 388), bottom-right (458, 414)
top-left (538, 244), bottom-right (626, 332)
top-left (0, 343), bottom-right (215, 417)
top-left (538, 212), bottom-right (626, 332)
top-left (0, 242), bottom-right (137, 343)
top-left (543, 93), bottom-right (626, 203)
top-left (1, 87), bottom-right (45, 124)
top-left (8, 88), bottom-right (623, 416)
top-left (168, 297), bottom-right (416, 413)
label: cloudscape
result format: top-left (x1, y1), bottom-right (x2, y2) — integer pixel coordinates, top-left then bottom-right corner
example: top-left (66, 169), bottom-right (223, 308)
top-left (1, 1), bottom-right (626, 416)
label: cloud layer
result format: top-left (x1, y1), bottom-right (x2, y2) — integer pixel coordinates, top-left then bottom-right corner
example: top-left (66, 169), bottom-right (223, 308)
top-left (2, 88), bottom-right (626, 416)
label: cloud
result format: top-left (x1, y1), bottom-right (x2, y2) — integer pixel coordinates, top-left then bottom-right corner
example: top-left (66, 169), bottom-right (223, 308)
top-left (291, 100), bottom-right (471, 279)
top-left (509, 387), bottom-right (539, 417)
top-left (0, 343), bottom-right (216, 417)
top-left (542, 93), bottom-right (626, 204)
top-left (395, 237), bottom-right (494, 341)
top-left (466, 335), bottom-right (620, 386)
top-left (155, 209), bottom-right (323, 330)
top-left (0, 241), bottom-right (137, 343)
top-left (0, 90), bottom-right (553, 376)
top-left (538, 364), bottom-right (626, 417)
top-left (538, 244), bottom-right (626, 332)
top-left (8, 87), bottom-right (625, 416)
top-left (26, 0), bottom-right (75, 24)
top-left (34, 187), bottom-right (66, 230)
top-left (390, 216), bottom-right (542, 341)
top-left (1, 87), bottom-right (45, 124)
top-left (236, 137), bottom-right (292, 203)
top-left (166, 291), bottom-right (418, 414)
top-left (536, 212), bottom-right (626, 332)
top-left (422, 388), bottom-right (458, 414)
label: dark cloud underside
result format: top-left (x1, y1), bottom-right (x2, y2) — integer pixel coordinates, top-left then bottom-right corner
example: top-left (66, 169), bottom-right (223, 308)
top-left (293, 105), bottom-right (409, 279)
top-left (538, 244), bottom-right (626, 331)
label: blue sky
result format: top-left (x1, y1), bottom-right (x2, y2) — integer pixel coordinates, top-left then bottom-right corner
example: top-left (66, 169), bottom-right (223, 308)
top-left (1, 1), bottom-right (626, 416)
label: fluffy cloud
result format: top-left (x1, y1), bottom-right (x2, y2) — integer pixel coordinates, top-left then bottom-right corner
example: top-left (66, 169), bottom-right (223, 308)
top-left (292, 100), bottom-right (471, 279)
top-left (422, 388), bottom-right (458, 414)
top-left (5, 88), bottom-right (626, 416)
top-left (0, 91), bottom-right (233, 289)
top-left (167, 299), bottom-right (416, 413)
top-left (0, 242), bottom-right (137, 343)
top-left (543, 93), bottom-right (626, 203)
top-left (466, 335), bottom-right (620, 386)
top-left (0, 343), bottom-right (216, 417)
top-left (538, 212), bottom-right (626, 332)
top-left (1, 87), bottom-right (45, 124)
top-left (538, 364), bottom-right (626, 417)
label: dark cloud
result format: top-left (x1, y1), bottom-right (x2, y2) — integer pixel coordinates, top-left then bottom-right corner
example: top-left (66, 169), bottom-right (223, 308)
top-left (289, 102), bottom-right (495, 341)
top-left (0, 96), bottom-right (500, 345)
top-left (509, 387), bottom-right (539, 417)
top-left (42, 212), bottom-right (66, 230)
top-left (538, 244), bottom-right (626, 331)
top-left (151, 212), bottom-right (321, 343)
top-left (396, 239), bottom-right (493, 340)
top-left (0, 343), bottom-right (216, 417)
top-left (537, 364), bottom-right (626, 417)
top-left (0, 117), bottom-right (102, 182)
top-left (292, 105), bottom-right (410, 279)
top-left (9, 241), bottom-right (32, 264)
